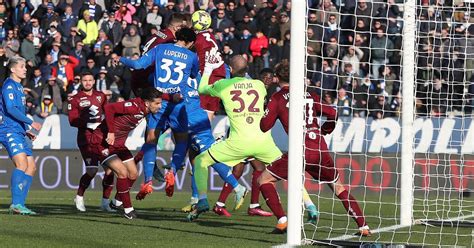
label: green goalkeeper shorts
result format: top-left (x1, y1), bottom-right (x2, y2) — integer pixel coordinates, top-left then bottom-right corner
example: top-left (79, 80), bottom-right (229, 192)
top-left (207, 137), bottom-right (282, 167)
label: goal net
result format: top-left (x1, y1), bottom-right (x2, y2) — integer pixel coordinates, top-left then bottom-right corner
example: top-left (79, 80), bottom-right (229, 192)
top-left (287, 0), bottom-right (474, 246)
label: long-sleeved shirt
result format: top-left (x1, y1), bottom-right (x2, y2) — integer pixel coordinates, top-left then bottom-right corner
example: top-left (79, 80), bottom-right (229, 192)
top-left (0, 78), bottom-right (33, 134)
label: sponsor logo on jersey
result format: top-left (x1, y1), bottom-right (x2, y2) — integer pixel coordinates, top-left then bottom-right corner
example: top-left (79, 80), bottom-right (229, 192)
top-left (125, 102), bottom-right (132, 107)
top-left (246, 116), bottom-right (254, 124)
top-left (8, 93), bottom-right (14, 100)
top-left (156, 31), bottom-right (167, 39)
top-left (79, 100), bottom-right (91, 107)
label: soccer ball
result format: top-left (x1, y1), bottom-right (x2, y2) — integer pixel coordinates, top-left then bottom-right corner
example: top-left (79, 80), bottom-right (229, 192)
top-left (192, 10), bottom-right (212, 31)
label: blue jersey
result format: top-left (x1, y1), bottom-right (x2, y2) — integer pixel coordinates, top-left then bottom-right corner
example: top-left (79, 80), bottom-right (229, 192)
top-left (178, 75), bottom-right (215, 153)
top-left (0, 78), bottom-right (32, 134)
top-left (120, 43), bottom-right (199, 94)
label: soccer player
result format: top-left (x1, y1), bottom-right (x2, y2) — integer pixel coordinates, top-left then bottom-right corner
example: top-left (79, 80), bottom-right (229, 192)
top-left (67, 72), bottom-right (115, 212)
top-left (193, 16), bottom-right (226, 120)
top-left (188, 52), bottom-right (282, 221)
top-left (90, 88), bottom-right (163, 219)
top-left (120, 25), bottom-right (193, 200)
top-left (0, 56), bottom-right (42, 215)
top-left (129, 13), bottom-right (187, 200)
top-left (258, 61), bottom-right (371, 236)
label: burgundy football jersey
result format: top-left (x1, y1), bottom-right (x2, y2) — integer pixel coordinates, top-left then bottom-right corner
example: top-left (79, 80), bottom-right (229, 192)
top-left (68, 90), bottom-right (107, 146)
top-left (96, 98), bottom-right (147, 146)
top-left (195, 31), bottom-right (226, 82)
top-left (260, 86), bottom-right (337, 144)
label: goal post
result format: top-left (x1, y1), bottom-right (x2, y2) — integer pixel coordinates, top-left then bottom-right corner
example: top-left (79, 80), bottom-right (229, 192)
top-left (287, 0), bottom-right (474, 246)
top-left (400, 0), bottom-right (416, 227)
top-left (287, 0), bottom-right (307, 245)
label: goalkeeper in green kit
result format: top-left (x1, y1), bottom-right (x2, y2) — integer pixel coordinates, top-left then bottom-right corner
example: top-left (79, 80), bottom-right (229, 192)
top-left (188, 49), bottom-right (282, 221)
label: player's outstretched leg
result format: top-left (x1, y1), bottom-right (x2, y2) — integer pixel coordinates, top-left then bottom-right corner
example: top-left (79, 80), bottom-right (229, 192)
top-left (331, 180), bottom-right (370, 236)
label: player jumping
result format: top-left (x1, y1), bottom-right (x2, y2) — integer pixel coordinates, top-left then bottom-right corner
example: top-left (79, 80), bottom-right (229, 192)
top-left (68, 72), bottom-right (115, 212)
top-left (188, 51), bottom-right (282, 221)
top-left (258, 61), bottom-right (371, 236)
top-left (0, 56), bottom-right (42, 215)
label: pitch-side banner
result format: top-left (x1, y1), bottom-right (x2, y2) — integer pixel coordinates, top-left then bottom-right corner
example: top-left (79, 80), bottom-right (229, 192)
top-left (1, 115), bottom-right (474, 154)
top-left (0, 151), bottom-right (473, 191)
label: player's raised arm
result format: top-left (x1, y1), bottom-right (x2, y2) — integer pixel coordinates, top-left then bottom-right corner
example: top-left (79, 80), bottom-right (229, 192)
top-left (260, 95), bottom-right (280, 133)
top-left (119, 46), bottom-right (158, 70)
top-left (198, 48), bottom-right (224, 96)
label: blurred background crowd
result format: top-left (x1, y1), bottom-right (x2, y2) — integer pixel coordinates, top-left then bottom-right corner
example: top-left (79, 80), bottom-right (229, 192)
top-left (0, 0), bottom-right (472, 119)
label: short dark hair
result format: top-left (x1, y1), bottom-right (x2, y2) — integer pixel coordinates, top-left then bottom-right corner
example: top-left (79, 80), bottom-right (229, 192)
top-left (140, 88), bottom-right (163, 102)
top-left (169, 13), bottom-right (185, 26)
top-left (175, 27), bottom-right (196, 43)
top-left (80, 71), bottom-right (94, 79)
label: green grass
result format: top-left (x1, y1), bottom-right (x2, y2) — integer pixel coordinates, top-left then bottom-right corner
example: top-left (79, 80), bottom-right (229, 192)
top-left (0, 191), bottom-right (472, 247)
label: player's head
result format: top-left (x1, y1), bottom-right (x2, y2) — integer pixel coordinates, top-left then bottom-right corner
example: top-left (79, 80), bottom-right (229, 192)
top-left (175, 27), bottom-right (196, 48)
top-left (141, 88), bottom-right (163, 114)
top-left (274, 60), bottom-right (290, 85)
top-left (80, 72), bottom-right (95, 92)
top-left (168, 13), bottom-right (185, 33)
top-left (259, 68), bottom-right (274, 87)
top-left (229, 55), bottom-right (248, 77)
top-left (8, 56), bottom-right (27, 81)
top-left (182, 13), bottom-right (192, 28)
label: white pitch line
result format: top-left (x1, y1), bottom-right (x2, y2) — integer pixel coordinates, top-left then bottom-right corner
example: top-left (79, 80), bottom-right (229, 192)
top-left (331, 224), bottom-right (410, 241)
top-left (331, 213), bottom-right (474, 241)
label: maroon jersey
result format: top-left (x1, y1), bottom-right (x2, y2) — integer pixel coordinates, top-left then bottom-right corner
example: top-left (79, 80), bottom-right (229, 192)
top-left (95, 98), bottom-right (147, 147)
top-left (68, 90), bottom-right (107, 146)
top-left (260, 86), bottom-right (337, 147)
top-left (131, 29), bottom-right (176, 96)
top-left (195, 31), bottom-right (226, 81)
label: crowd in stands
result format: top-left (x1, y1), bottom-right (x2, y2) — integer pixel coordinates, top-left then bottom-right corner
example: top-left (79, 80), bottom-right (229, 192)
top-left (0, 0), bottom-right (473, 119)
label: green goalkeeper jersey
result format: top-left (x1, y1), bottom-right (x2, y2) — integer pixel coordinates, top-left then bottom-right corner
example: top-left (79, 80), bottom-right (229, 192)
top-left (199, 76), bottom-right (271, 141)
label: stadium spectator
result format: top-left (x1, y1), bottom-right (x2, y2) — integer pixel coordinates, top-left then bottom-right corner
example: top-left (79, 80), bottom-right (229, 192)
top-left (36, 94), bottom-right (58, 118)
top-left (21, 33), bottom-right (40, 67)
top-left (41, 76), bottom-right (66, 113)
top-left (115, 3), bottom-right (136, 24)
top-left (93, 30), bottom-right (113, 54)
top-left (59, 5), bottom-right (78, 39)
top-left (80, 0), bottom-right (103, 23)
top-left (0, 46), bottom-right (7, 83)
top-left (2, 29), bottom-right (20, 58)
top-left (335, 87), bottom-right (351, 117)
top-left (369, 95), bottom-right (391, 120)
top-left (121, 25), bottom-right (141, 57)
top-left (146, 5), bottom-right (163, 31)
top-left (212, 8), bottom-right (234, 32)
top-left (101, 12), bottom-right (122, 51)
top-left (77, 10), bottom-right (99, 47)
top-left (370, 28), bottom-right (394, 79)
top-left (52, 54), bottom-right (80, 90)
top-left (342, 46), bottom-right (364, 76)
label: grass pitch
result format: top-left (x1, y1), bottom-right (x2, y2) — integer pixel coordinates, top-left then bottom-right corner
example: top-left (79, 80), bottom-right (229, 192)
top-left (0, 190), bottom-right (472, 247)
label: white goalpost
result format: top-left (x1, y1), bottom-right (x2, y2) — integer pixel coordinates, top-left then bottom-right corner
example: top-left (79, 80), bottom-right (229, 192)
top-left (287, 0), bottom-right (474, 246)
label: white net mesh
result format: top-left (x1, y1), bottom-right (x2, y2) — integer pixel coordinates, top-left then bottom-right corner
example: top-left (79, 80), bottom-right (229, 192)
top-left (300, 0), bottom-right (474, 246)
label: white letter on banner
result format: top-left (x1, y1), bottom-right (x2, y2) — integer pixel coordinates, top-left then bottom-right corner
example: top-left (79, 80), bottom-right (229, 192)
top-left (0, 156), bottom-right (9, 188)
top-left (413, 118), bottom-right (434, 153)
top-left (434, 118), bottom-right (458, 154)
top-left (175, 158), bottom-right (190, 190)
top-left (65, 156), bottom-right (79, 189)
top-left (368, 118), bottom-right (400, 153)
top-left (331, 118), bottom-right (365, 153)
top-left (125, 120), bottom-right (146, 150)
top-left (39, 156), bottom-right (61, 189)
top-left (461, 120), bottom-right (474, 154)
top-left (33, 115), bottom-right (61, 149)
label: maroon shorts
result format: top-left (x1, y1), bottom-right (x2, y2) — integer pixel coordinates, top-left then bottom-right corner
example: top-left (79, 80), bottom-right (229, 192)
top-left (78, 145), bottom-right (99, 167)
top-left (90, 134), bottom-right (134, 166)
top-left (267, 136), bottom-right (339, 183)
